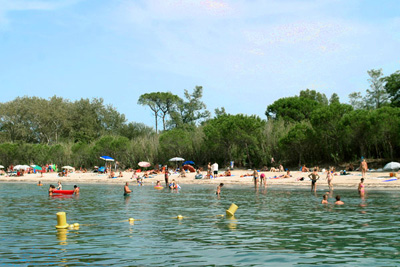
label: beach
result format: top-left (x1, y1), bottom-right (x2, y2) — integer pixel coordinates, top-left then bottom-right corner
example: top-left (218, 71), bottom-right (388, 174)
top-left (1, 169), bottom-right (399, 189)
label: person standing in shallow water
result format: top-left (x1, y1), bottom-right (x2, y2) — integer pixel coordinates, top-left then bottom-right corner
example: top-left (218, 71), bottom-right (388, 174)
top-left (253, 169), bottom-right (259, 188)
top-left (358, 178), bottom-right (365, 198)
top-left (216, 183), bottom-right (224, 195)
top-left (164, 167), bottom-right (169, 187)
top-left (308, 169), bottom-right (320, 192)
top-left (124, 182), bottom-right (131, 196)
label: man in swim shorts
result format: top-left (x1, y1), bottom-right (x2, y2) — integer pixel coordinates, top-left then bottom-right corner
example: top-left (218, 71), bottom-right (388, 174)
top-left (124, 182), bottom-right (131, 196)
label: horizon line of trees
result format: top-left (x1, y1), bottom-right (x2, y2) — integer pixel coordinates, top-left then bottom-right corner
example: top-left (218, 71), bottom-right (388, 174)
top-left (0, 68), bottom-right (399, 169)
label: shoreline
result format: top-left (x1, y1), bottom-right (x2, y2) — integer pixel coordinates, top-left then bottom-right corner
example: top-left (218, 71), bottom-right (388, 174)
top-left (1, 169), bottom-right (399, 189)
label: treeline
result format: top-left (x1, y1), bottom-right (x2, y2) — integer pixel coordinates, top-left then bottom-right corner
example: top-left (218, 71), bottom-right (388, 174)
top-left (0, 69), bottom-right (399, 169)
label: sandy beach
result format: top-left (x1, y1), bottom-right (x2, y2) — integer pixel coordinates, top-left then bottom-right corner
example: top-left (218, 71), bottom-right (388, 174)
top-left (1, 169), bottom-right (399, 189)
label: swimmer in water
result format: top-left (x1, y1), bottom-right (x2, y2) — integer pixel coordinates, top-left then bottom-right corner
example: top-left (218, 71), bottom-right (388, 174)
top-left (37, 181), bottom-right (43, 186)
top-left (56, 181), bottom-right (62, 190)
top-left (48, 185), bottom-right (56, 196)
top-left (156, 180), bottom-right (162, 187)
top-left (216, 183), bottom-right (224, 195)
top-left (73, 185), bottom-right (80, 195)
top-left (335, 195), bottom-right (344, 205)
top-left (321, 194), bottom-right (328, 204)
top-left (124, 182), bottom-right (131, 196)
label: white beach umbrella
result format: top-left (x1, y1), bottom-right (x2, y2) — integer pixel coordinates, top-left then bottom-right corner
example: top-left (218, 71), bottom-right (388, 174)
top-left (14, 165), bottom-right (31, 170)
top-left (383, 162), bottom-right (400, 171)
top-left (0, 165), bottom-right (4, 169)
top-left (169, 157), bottom-right (185, 162)
top-left (62, 166), bottom-right (75, 170)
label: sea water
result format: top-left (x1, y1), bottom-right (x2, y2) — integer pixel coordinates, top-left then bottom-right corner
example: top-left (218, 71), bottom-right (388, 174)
top-left (0, 183), bottom-right (399, 266)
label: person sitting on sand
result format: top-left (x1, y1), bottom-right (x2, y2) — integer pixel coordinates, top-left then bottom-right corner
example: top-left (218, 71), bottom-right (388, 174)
top-left (321, 194), bottom-right (328, 204)
top-left (37, 181), bottom-right (43, 186)
top-left (73, 185), bottom-right (80, 195)
top-left (283, 170), bottom-right (291, 178)
top-left (109, 171), bottom-right (115, 178)
top-left (225, 169), bottom-right (231, 176)
top-left (179, 168), bottom-right (186, 178)
top-left (335, 195), bottom-right (344, 205)
top-left (270, 167), bottom-right (276, 172)
top-left (57, 181), bottom-right (62, 190)
top-left (216, 183), bottom-right (224, 195)
top-left (279, 164), bottom-right (284, 172)
top-left (302, 165), bottom-right (309, 172)
top-left (124, 182), bottom-right (131, 196)
top-left (48, 185), bottom-right (56, 196)
top-left (118, 171), bottom-right (123, 178)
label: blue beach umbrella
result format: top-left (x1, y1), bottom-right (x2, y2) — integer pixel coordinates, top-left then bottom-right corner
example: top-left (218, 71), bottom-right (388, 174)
top-left (100, 156), bottom-right (114, 161)
top-left (183, 161), bottom-right (195, 166)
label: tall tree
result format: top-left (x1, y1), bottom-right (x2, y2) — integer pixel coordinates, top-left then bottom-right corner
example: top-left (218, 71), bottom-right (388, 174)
top-left (299, 89), bottom-right (328, 105)
top-left (169, 86), bottom-right (210, 128)
top-left (365, 69), bottom-right (389, 109)
top-left (348, 92), bottom-right (365, 110)
top-left (138, 93), bottom-right (161, 133)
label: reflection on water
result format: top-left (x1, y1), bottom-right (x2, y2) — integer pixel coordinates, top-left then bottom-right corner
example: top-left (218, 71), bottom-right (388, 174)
top-left (0, 183), bottom-right (399, 266)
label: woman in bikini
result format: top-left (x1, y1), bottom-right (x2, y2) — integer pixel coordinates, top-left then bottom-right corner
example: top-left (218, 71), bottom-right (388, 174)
top-left (360, 159), bottom-right (368, 179)
top-left (358, 178), bottom-right (365, 198)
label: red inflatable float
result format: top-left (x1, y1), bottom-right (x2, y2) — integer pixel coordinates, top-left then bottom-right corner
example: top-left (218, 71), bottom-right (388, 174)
top-left (52, 190), bottom-right (74, 195)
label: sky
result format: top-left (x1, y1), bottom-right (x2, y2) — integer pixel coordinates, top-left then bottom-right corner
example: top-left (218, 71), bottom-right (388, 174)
top-left (0, 0), bottom-right (399, 127)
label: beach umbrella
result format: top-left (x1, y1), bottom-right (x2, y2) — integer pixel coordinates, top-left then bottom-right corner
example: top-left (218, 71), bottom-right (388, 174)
top-left (138, 162), bottom-right (151, 168)
top-left (14, 165), bottom-right (30, 170)
top-left (0, 165), bottom-right (4, 169)
top-left (31, 165), bottom-right (42, 171)
top-left (62, 166), bottom-right (74, 170)
top-left (169, 157), bottom-right (185, 162)
top-left (100, 156), bottom-right (114, 161)
top-left (383, 162), bottom-right (400, 171)
top-left (183, 161), bottom-right (195, 166)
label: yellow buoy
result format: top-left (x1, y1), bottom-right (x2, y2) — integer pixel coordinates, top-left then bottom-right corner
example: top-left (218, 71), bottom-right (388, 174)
top-left (226, 203), bottom-right (238, 217)
top-left (177, 215), bottom-right (183, 220)
top-left (55, 212), bottom-right (69, 229)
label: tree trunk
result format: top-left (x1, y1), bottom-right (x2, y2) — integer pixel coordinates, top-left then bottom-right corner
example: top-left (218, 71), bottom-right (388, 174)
top-left (154, 113), bottom-right (158, 133)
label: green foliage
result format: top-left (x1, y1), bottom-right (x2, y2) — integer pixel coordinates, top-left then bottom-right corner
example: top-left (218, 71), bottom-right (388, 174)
top-left (266, 96), bottom-right (320, 122)
top-left (365, 69), bottom-right (389, 109)
top-left (383, 70), bottom-right (400, 107)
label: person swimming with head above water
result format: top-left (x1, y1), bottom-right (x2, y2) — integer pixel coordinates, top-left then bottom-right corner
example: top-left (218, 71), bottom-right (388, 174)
top-left (73, 185), bottom-right (80, 195)
top-left (335, 195), bottom-right (344, 205)
top-left (216, 183), bottom-right (224, 195)
top-left (321, 194), bottom-right (328, 204)
top-left (48, 185), bottom-right (56, 196)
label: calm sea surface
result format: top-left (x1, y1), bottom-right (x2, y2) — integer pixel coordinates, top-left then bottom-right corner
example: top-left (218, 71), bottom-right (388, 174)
top-left (0, 182), bottom-right (399, 266)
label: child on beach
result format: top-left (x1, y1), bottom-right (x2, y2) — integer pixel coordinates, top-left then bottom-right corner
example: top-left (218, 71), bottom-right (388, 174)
top-left (164, 168), bottom-right (169, 186)
top-left (308, 169), bottom-right (320, 192)
top-left (216, 183), bottom-right (224, 195)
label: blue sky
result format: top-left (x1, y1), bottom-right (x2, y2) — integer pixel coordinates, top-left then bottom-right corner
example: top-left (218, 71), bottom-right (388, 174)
top-left (1, 0), bottom-right (399, 127)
